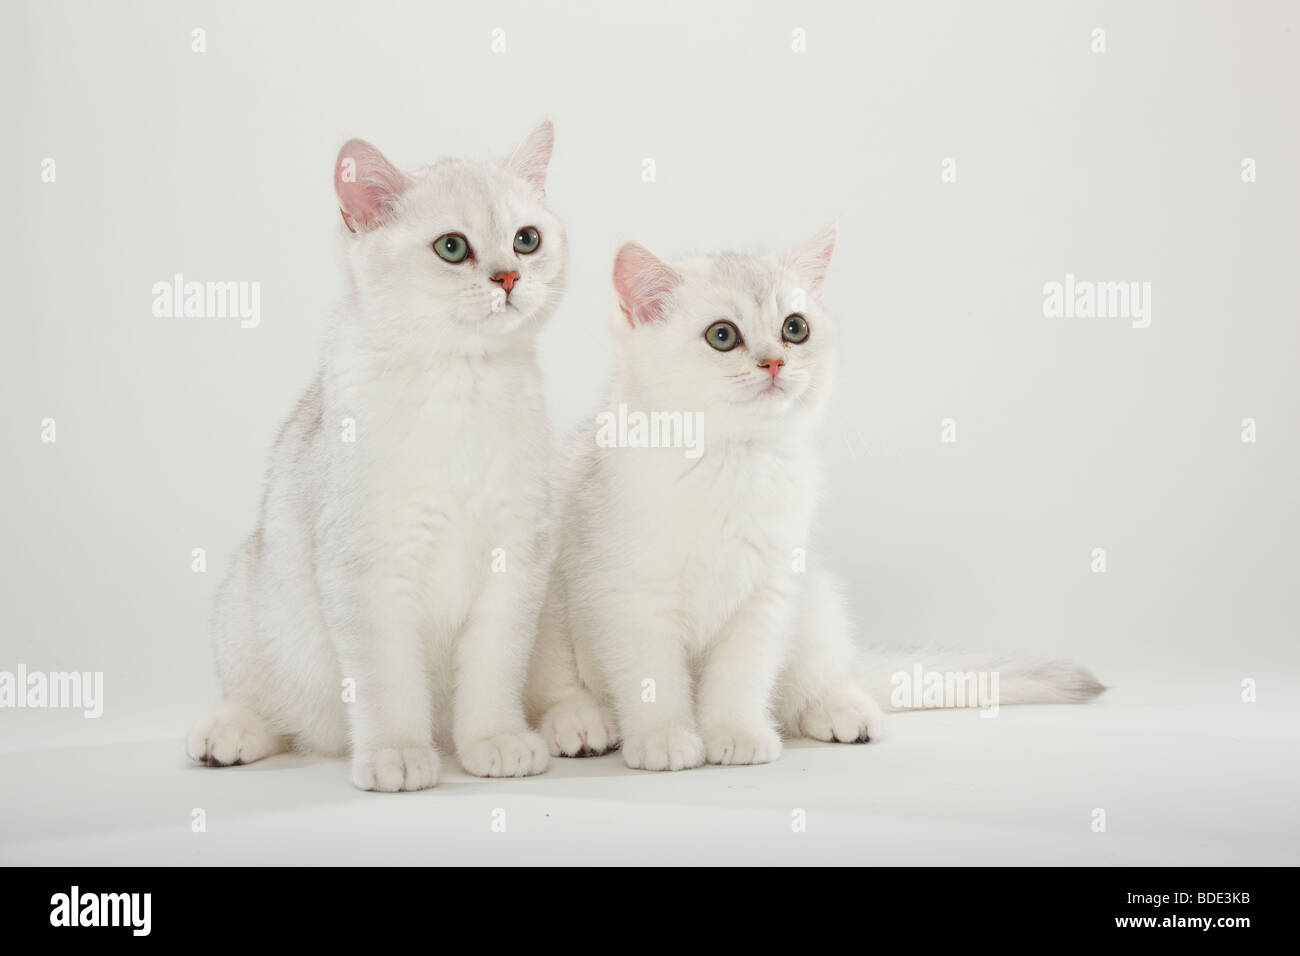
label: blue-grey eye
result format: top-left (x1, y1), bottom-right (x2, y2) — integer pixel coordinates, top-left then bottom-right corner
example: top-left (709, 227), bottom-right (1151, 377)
top-left (433, 233), bottom-right (471, 263)
top-left (514, 227), bottom-right (541, 254)
top-left (705, 320), bottom-right (742, 351)
top-left (782, 313), bottom-right (810, 343)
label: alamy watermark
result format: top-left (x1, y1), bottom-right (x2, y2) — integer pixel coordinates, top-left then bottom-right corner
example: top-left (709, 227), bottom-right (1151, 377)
top-left (0, 665), bottom-right (103, 718)
top-left (50, 886), bottom-right (150, 936)
top-left (595, 403), bottom-right (704, 459)
top-left (890, 664), bottom-right (1000, 717)
top-left (1043, 273), bottom-right (1151, 329)
top-left (152, 274), bottom-right (260, 328)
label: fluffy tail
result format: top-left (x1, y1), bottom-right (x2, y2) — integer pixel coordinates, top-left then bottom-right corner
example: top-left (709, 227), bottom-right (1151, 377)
top-left (858, 649), bottom-right (1107, 712)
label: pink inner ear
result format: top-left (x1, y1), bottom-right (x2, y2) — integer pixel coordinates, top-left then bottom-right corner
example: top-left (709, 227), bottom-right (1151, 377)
top-left (614, 243), bottom-right (678, 327)
top-left (787, 225), bottom-right (838, 296)
top-left (503, 120), bottom-right (554, 194)
top-left (334, 139), bottom-right (409, 231)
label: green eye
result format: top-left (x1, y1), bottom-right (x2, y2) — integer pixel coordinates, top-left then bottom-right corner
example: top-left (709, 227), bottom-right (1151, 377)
top-left (704, 320), bottom-right (742, 352)
top-left (514, 227), bottom-right (541, 254)
top-left (433, 233), bottom-right (471, 263)
top-left (782, 313), bottom-right (810, 344)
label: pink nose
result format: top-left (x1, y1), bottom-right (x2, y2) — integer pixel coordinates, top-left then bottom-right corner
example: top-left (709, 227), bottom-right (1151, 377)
top-left (759, 358), bottom-right (785, 379)
top-left (491, 271), bottom-right (519, 293)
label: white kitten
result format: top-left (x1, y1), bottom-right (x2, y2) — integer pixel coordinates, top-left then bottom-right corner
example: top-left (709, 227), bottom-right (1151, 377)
top-left (525, 231), bottom-right (1103, 770)
top-left (187, 122), bottom-right (565, 791)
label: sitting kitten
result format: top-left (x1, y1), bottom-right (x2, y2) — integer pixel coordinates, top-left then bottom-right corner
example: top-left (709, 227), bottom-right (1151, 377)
top-left (525, 231), bottom-right (1103, 770)
top-left (187, 122), bottom-right (564, 791)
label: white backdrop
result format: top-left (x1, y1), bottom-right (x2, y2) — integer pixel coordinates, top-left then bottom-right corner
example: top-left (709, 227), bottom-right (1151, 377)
top-left (3, 0), bottom-right (1298, 751)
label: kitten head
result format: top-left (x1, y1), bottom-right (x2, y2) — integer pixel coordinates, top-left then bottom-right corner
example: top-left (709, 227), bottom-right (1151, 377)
top-left (610, 228), bottom-right (838, 436)
top-left (333, 120), bottom-right (566, 347)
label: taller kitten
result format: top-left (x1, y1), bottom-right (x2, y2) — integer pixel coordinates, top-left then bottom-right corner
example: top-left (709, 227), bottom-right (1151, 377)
top-left (525, 231), bottom-right (1103, 770)
top-left (187, 122), bottom-right (565, 791)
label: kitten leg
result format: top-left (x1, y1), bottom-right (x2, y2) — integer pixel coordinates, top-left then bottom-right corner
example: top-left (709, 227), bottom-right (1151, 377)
top-left (186, 700), bottom-right (287, 767)
top-left (452, 563), bottom-right (549, 778)
top-left (327, 574), bottom-right (441, 792)
top-left (189, 544), bottom-right (289, 768)
top-left (775, 570), bottom-right (884, 744)
top-left (522, 570), bottom-right (576, 724)
top-left (605, 612), bottom-right (703, 772)
top-left (696, 589), bottom-right (789, 766)
top-left (526, 571), bottom-right (619, 756)
top-left (189, 525), bottom-right (345, 764)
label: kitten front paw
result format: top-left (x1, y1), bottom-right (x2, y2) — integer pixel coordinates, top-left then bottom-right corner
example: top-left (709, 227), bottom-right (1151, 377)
top-left (621, 727), bottom-right (704, 771)
top-left (459, 731), bottom-right (549, 777)
top-left (351, 745), bottom-right (441, 792)
top-left (540, 692), bottom-right (620, 757)
top-left (702, 722), bottom-right (782, 765)
top-left (798, 687), bottom-right (884, 743)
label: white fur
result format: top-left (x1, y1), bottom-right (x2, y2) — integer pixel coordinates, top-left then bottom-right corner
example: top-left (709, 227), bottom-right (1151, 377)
top-left (525, 232), bottom-right (1103, 770)
top-left (187, 122), bottom-right (564, 790)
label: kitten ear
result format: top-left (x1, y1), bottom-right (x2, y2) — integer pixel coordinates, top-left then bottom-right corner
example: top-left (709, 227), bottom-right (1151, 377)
top-left (501, 120), bottom-right (554, 195)
top-left (614, 242), bottom-right (680, 327)
top-left (334, 139), bottom-right (410, 233)
top-left (785, 224), bottom-right (838, 299)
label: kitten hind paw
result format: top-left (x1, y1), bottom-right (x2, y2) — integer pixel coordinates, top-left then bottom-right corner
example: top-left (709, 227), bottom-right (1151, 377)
top-left (540, 692), bottom-right (620, 757)
top-left (185, 705), bottom-right (285, 767)
top-left (799, 687), bottom-right (885, 744)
